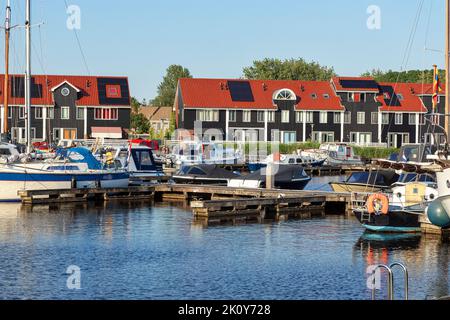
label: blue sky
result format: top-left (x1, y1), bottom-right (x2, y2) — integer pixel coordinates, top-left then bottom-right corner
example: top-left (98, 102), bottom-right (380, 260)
top-left (0, 0), bottom-right (446, 101)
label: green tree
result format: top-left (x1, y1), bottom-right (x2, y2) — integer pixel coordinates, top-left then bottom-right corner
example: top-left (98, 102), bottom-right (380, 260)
top-left (153, 65), bottom-right (193, 107)
top-left (131, 97), bottom-right (142, 114)
top-left (243, 58), bottom-right (336, 81)
top-left (131, 113), bottom-right (150, 134)
top-left (361, 68), bottom-right (446, 84)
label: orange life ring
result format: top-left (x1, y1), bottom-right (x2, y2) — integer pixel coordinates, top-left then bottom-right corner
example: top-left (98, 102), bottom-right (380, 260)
top-left (366, 193), bottom-right (389, 215)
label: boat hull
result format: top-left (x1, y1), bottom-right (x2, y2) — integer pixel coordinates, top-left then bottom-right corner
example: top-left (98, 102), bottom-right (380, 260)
top-left (354, 209), bottom-right (421, 233)
top-left (172, 176), bottom-right (229, 186)
top-left (330, 182), bottom-right (385, 193)
top-left (0, 172), bottom-right (129, 202)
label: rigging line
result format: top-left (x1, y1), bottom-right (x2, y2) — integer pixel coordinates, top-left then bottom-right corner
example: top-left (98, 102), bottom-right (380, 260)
top-left (381, 0), bottom-right (425, 143)
top-left (63, 0), bottom-right (90, 75)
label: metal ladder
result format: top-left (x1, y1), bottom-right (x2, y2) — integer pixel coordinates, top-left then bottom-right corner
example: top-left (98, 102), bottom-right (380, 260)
top-left (371, 263), bottom-right (409, 300)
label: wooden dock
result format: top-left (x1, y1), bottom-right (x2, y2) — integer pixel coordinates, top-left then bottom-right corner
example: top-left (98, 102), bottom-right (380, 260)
top-left (419, 215), bottom-right (450, 237)
top-left (19, 186), bottom-right (155, 205)
top-left (19, 184), bottom-right (352, 223)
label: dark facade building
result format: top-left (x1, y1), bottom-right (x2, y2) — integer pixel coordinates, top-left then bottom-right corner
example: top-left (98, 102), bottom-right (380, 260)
top-left (0, 74), bottom-right (131, 143)
top-left (175, 77), bottom-right (446, 148)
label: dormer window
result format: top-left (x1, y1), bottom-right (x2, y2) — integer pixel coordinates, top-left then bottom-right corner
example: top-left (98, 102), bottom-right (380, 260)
top-left (323, 94), bottom-right (330, 99)
top-left (273, 89), bottom-right (296, 101)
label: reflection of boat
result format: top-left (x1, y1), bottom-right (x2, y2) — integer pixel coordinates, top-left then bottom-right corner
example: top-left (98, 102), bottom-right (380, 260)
top-left (330, 170), bottom-right (399, 193)
top-left (172, 164), bottom-right (240, 185)
top-left (355, 232), bottom-right (421, 250)
top-left (228, 164), bottom-right (311, 190)
top-left (247, 153), bottom-right (326, 172)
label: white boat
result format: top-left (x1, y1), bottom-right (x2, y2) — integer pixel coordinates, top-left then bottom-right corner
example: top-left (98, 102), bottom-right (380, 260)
top-left (170, 141), bottom-right (244, 166)
top-left (302, 143), bottom-right (364, 166)
top-left (113, 145), bottom-right (165, 183)
top-left (0, 144), bottom-right (129, 202)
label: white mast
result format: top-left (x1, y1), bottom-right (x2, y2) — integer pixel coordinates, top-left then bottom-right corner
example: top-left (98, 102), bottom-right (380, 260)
top-left (25, 0), bottom-right (31, 152)
top-left (2, 0), bottom-right (11, 135)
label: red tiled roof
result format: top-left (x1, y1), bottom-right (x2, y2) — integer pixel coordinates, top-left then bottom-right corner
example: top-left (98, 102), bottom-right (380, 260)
top-left (178, 78), bottom-right (345, 111)
top-left (377, 82), bottom-right (427, 112)
top-left (407, 83), bottom-right (446, 96)
top-left (0, 74), bottom-right (130, 107)
top-left (331, 76), bottom-right (380, 92)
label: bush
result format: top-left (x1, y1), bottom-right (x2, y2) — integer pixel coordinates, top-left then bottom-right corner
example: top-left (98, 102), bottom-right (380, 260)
top-left (353, 146), bottom-right (398, 159)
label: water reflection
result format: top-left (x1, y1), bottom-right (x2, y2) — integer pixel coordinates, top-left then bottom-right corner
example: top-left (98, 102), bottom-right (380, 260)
top-left (0, 201), bottom-right (449, 299)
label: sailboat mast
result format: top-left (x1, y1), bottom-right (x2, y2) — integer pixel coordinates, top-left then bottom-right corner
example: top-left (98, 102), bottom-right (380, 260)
top-left (446, 0), bottom-right (450, 139)
top-left (2, 0), bottom-right (11, 135)
top-left (25, 0), bottom-right (31, 151)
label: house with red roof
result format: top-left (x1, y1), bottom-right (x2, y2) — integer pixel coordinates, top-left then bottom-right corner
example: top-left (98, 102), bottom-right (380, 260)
top-left (175, 77), bottom-right (445, 147)
top-left (0, 74), bottom-right (131, 143)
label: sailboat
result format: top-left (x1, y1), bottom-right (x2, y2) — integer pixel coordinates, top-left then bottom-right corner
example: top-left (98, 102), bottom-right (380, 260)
top-left (0, 0), bottom-right (129, 202)
top-left (351, 0), bottom-right (450, 233)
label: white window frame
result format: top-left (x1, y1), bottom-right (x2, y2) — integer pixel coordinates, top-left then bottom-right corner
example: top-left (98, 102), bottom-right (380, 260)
top-left (257, 111), bottom-right (265, 123)
top-left (319, 111), bottom-right (328, 124)
top-left (382, 113), bottom-right (389, 125)
top-left (35, 107), bottom-right (43, 119)
top-left (76, 107), bottom-right (84, 120)
top-left (242, 110), bottom-right (252, 123)
top-left (281, 110), bottom-right (290, 123)
top-left (348, 93), bottom-right (354, 102)
top-left (333, 112), bottom-right (341, 124)
top-left (395, 113), bottom-right (403, 125)
top-left (344, 111), bottom-right (351, 124)
top-left (371, 112), bottom-right (378, 124)
top-left (61, 106), bottom-right (70, 120)
top-left (267, 111), bottom-right (275, 123)
top-left (360, 93), bottom-right (366, 102)
top-left (229, 110), bottom-right (236, 122)
top-left (357, 112), bottom-right (365, 125)
top-left (408, 113), bottom-right (416, 125)
top-left (48, 107), bottom-right (54, 119)
top-left (19, 107), bottom-right (25, 119)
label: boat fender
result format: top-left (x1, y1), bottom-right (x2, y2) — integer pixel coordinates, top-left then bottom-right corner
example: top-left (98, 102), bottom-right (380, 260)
top-left (366, 193), bottom-right (389, 215)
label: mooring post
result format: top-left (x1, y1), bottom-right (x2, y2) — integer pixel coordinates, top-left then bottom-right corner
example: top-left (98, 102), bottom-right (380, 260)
top-left (266, 163), bottom-right (274, 190)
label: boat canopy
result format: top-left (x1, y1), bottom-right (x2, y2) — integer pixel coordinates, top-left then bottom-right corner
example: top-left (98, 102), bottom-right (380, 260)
top-left (346, 170), bottom-right (399, 186)
top-left (177, 164), bottom-right (239, 179)
top-left (56, 147), bottom-right (103, 170)
top-left (236, 165), bottom-right (309, 184)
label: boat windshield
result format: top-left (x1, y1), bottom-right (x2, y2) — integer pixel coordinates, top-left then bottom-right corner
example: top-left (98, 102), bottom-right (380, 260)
top-left (398, 173), bottom-right (417, 183)
top-left (347, 172), bottom-right (386, 185)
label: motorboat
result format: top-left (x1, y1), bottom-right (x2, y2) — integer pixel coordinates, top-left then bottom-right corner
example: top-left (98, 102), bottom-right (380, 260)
top-left (352, 161), bottom-right (439, 233)
top-left (170, 141), bottom-right (244, 166)
top-left (0, 145), bottom-right (129, 202)
top-left (228, 164), bottom-right (311, 190)
top-left (172, 164), bottom-right (240, 185)
top-left (247, 153), bottom-right (326, 172)
top-left (330, 170), bottom-right (399, 193)
top-left (303, 143), bottom-right (365, 166)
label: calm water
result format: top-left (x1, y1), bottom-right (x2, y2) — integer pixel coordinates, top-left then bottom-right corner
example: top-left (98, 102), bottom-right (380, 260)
top-left (0, 178), bottom-right (449, 300)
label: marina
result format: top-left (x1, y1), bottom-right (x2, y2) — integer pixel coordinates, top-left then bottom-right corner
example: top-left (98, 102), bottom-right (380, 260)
top-left (1, 0), bottom-right (450, 306)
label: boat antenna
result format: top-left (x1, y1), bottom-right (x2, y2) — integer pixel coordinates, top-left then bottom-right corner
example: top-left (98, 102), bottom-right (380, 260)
top-left (25, 0), bottom-right (32, 153)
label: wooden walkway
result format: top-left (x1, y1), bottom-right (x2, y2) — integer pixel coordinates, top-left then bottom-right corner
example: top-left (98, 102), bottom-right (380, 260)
top-left (19, 184), bottom-right (352, 223)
